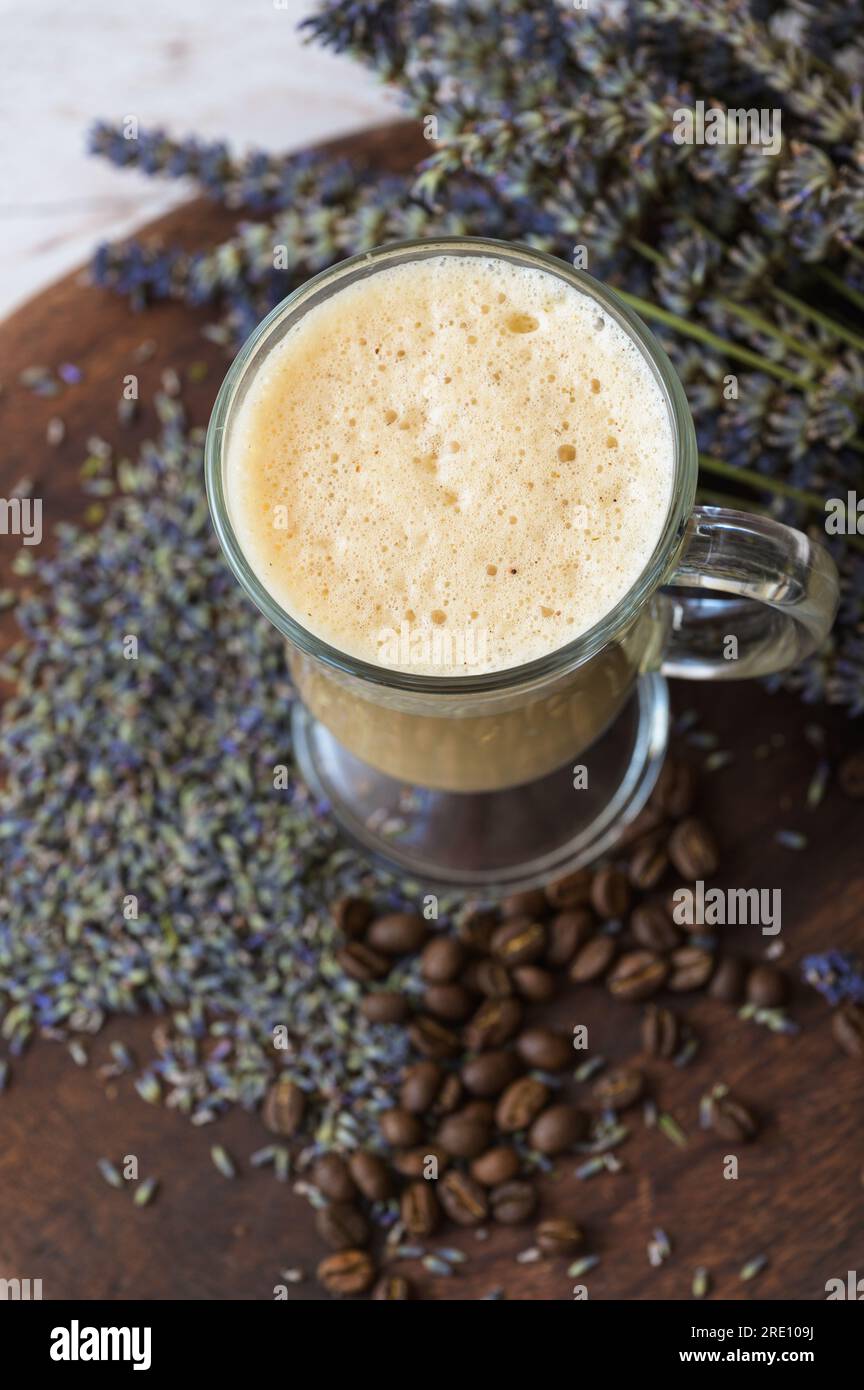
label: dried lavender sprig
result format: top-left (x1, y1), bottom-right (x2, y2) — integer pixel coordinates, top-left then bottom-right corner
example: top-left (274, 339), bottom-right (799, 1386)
top-left (91, 175), bottom-right (522, 326)
top-left (801, 951), bottom-right (864, 1006)
top-left (88, 120), bottom-right (364, 213)
top-left (301, 0), bottom-right (581, 111)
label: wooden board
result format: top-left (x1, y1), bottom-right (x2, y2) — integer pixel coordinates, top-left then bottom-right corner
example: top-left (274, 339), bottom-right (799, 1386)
top-left (0, 123), bottom-right (862, 1302)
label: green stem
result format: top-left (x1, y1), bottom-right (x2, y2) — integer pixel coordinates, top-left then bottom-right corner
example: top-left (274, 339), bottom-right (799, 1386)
top-left (697, 476), bottom-right (864, 554)
top-left (630, 237), bottom-right (664, 266)
top-left (697, 450), bottom-right (816, 505)
top-left (698, 452), bottom-right (824, 510)
top-left (680, 216), bottom-right (863, 348)
top-left (771, 286), bottom-right (864, 356)
top-left (616, 289), bottom-right (814, 390)
top-left (816, 267), bottom-right (864, 317)
top-left (696, 486), bottom-right (771, 513)
top-left (630, 236), bottom-right (831, 369)
top-left (719, 299), bottom-right (832, 370)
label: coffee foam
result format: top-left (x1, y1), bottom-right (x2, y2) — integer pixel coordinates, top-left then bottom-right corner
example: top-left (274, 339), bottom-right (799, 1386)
top-left (225, 255), bottom-right (674, 675)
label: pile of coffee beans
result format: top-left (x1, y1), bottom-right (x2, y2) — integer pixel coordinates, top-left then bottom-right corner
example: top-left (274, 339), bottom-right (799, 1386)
top-left (257, 759), bottom-right (798, 1298)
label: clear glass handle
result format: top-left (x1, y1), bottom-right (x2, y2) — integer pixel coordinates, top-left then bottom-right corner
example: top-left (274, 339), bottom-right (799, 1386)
top-left (658, 506), bottom-right (840, 680)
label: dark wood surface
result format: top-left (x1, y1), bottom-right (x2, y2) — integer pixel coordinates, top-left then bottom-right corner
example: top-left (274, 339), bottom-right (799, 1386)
top-left (1, 123), bottom-right (862, 1302)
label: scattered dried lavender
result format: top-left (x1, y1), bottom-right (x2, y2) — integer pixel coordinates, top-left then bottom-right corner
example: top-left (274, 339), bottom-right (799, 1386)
top-left (802, 950), bottom-right (864, 1006)
top-left (739, 1252), bottom-right (769, 1283)
top-left (133, 1176), bottom-right (159, 1208)
top-left (0, 401), bottom-right (420, 1151)
top-left (97, 1158), bottom-right (123, 1190)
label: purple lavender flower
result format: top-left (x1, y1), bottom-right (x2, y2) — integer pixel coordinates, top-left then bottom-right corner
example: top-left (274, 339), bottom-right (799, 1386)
top-left (801, 951), bottom-right (864, 1006)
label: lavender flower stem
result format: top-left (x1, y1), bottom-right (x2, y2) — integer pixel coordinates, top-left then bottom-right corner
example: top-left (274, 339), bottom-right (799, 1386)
top-left (697, 463), bottom-right (864, 552)
top-left (630, 236), bottom-right (843, 371)
top-left (815, 269), bottom-right (864, 318)
top-left (616, 290), bottom-right (813, 391)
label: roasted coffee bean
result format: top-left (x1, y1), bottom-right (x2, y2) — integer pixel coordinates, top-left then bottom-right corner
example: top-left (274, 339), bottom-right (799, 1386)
top-left (360, 991), bottom-right (409, 1025)
top-left (336, 941), bottom-right (390, 982)
top-left (436, 1111), bottom-right (491, 1159)
top-left (511, 965), bottom-right (557, 1002)
top-left (263, 1078), bottom-right (305, 1136)
top-left (457, 906), bottom-right (499, 953)
top-left (431, 1073), bottom-right (464, 1116)
top-left (380, 1107), bottom-right (423, 1148)
top-left (332, 895), bottom-right (374, 939)
top-left (317, 1249), bottom-right (375, 1296)
top-left (461, 1049), bottom-right (521, 1097)
top-left (495, 1076), bottom-right (550, 1133)
top-left (367, 912), bottom-right (427, 956)
top-left (528, 1104), bottom-right (586, 1155)
top-left (709, 956), bottom-right (747, 1004)
top-left (839, 751), bottom-right (864, 798)
top-left (515, 1026), bottom-right (572, 1072)
top-left (590, 865), bottom-right (631, 919)
top-left (463, 958), bottom-right (513, 999)
top-left (420, 937), bottom-right (465, 983)
top-left (501, 888), bottom-right (550, 920)
top-left (460, 1098), bottom-right (496, 1124)
top-left (668, 946), bottom-right (714, 992)
top-left (470, 1145), bottom-right (522, 1187)
top-left (408, 1015), bottom-right (462, 1059)
top-left (628, 834), bottom-right (670, 891)
top-left (545, 868), bottom-right (593, 909)
top-left (491, 916), bottom-right (546, 966)
top-left (651, 758), bottom-right (696, 818)
top-left (423, 982), bottom-right (475, 1022)
top-left (631, 901), bottom-right (680, 952)
top-left (617, 803), bottom-right (665, 848)
top-left (400, 1061), bottom-right (444, 1113)
top-left (592, 1066), bottom-right (645, 1111)
top-left (490, 1179), bottom-right (537, 1224)
top-left (708, 1092), bottom-right (759, 1142)
top-left (392, 1146), bottom-right (450, 1179)
top-left (833, 1002), bottom-right (864, 1058)
top-left (372, 1275), bottom-right (412, 1300)
top-left (607, 950), bottom-right (667, 1001)
top-left (316, 1202), bottom-right (370, 1251)
top-left (313, 1154), bottom-right (356, 1203)
top-left (464, 997), bottom-right (523, 1050)
top-left (746, 964), bottom-right (787, 1008)
top-left (348, 1151), bottom-right (392, 1203)
top-left (544, 909), bottom-right (595, 967)
top-left (439, 1170), bottom-right (489, 1226)
top-left (569, 935), bottom-right (617, 983)
top-left (401, 1181), bottom-right (441, 1237)
top-left (535, 1218), bottom-right (584, 1257)
top-left (669, 817), bottom-right (719, 879)
top-left (642, 1004), bottom-right (680, 1059)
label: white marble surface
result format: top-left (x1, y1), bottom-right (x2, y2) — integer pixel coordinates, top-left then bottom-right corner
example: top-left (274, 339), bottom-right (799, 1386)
top-left (0, 0), bottom-right (397, 317)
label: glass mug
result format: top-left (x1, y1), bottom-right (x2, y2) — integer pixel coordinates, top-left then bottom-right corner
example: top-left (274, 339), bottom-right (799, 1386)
top-left (206, 238), bottom-right (839, 891)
